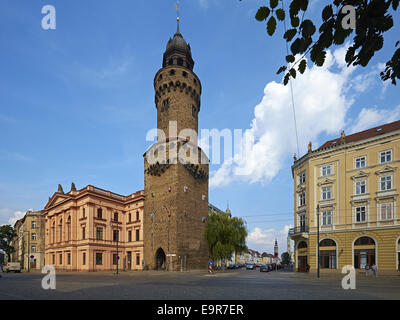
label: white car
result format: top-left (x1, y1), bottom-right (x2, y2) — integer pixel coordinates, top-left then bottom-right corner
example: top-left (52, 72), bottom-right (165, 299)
top-left (4, 262), bottom-right (21, 273)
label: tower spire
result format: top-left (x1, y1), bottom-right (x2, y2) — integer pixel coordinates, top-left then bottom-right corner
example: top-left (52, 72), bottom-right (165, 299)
top-left (175, 1), bottom-right (180, 33)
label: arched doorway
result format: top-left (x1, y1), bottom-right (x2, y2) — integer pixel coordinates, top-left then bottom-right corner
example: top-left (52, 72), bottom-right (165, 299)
top-left (319, 239), bottom-right (337, 269)
top-left (155, 248), bottom-right (166, 270)
top-left (354, 236), bottom-right (376, 269)
top-left (297, 241), bottom-right (308, 272)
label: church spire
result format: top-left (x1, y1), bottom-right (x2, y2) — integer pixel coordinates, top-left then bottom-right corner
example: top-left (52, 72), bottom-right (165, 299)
top-left (175, 1), bottom-right (180, 34)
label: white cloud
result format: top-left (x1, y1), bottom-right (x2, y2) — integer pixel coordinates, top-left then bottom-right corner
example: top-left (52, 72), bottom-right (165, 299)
top-left (4, 209), bottom-right (30, 226)
top-left (349, 105), bottom-right (400, 134)
top-left (247, 225), bottom-right (292, 254)
top-left (211, 48), bottom-right (353, 187)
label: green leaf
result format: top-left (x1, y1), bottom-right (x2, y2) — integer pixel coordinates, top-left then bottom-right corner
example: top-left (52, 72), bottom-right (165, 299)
top-left (255, 7), bottom-right (271, 21)
top-left (275, 8), bottom-right (285, 21)
top-left (286, 55), bottom-right (295, 63)
top-left (277, 66), bottom-right (287, 74)
top-left (301, 19), bottom-right (316, 38)
top-left (291, 16), bottom-right (300, 27)
top-left (298, 59), bottom-right (307, 74)
top-left (267, 16), bottom-right (277, 36)
top-left (298, 0), bottom-right (308, 11)
top-left (284, 29), bottom-right (297, 42)
top-left (283, 73), bottom-right (290, 85)
top-left (322, 5), bottom-right (333, 21)
top-left (270, 0), bottom-right (279, 9)
top-left (289, 68), bottom-right (297, 78)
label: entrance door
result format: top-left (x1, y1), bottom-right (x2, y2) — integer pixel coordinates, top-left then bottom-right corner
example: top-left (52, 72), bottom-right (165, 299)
top-left (127, 252), bottom-right (132, 270)
top-left (298, 256), bottom-right (307, 272)
top-left (155, 248), bottom-right (166, 270)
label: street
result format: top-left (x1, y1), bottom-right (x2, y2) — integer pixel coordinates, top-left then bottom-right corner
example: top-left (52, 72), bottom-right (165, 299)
top-left (0, 268), bottom-right (399, 300)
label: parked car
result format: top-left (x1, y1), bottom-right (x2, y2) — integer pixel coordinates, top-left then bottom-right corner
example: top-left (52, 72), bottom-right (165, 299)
top-left (260, 264), bottom-right (271, 272)
top-left (227, 264), bottom-right (236, 269)
top-left (4, 262), bottom-right (21, 273)
top-left (246, 263), bottom-right (255, 270)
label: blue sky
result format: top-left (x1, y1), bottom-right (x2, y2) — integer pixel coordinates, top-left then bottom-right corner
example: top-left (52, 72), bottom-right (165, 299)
top-left (0, 0), bottom-right (399, 254)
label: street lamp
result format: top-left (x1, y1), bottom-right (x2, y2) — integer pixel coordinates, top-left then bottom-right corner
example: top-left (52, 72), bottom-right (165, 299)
top-left (316, 204), bottom-right (320, 278)
top-left (110, 218), bottom-right (119, 275)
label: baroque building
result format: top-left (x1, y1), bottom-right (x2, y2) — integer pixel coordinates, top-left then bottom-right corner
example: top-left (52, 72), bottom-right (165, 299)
top-left (290, 120), bottom-right (400, 273)
top-left (44, 184), bottom-right (144, 271)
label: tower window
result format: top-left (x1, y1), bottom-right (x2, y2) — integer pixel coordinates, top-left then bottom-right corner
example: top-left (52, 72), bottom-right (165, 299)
top-left (192, 105), bottom-right (197, 117)
top-left (177, 58), bottom-right (183, 66)
top-left (158, 74), bottom-right (163, 81)
top-left (168, 59), bottom-right (173, 66)
top-left (182, 71), bottom-right (187, 77)
top-left (169, 69), bottom-right (175, 76)
top-left (193, 78), bottom-right (197, 85)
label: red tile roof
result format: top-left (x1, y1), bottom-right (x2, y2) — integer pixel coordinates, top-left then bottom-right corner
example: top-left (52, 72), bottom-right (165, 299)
top-left (318, 120), bottom-right (400, 150)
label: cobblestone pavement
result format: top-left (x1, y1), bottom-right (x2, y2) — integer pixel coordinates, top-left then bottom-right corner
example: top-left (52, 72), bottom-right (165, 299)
top-left (0, 268), bottom-right (399, 300)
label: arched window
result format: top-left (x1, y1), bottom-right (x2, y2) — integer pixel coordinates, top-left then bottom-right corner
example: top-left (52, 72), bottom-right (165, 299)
top-left (354, 236), bottom-right (375, 246)
top-left (177, 58), bottom-right (183, 66)
top-left (168, 59), bottom-right (173, 66)
top-left (114, 212), bottom-right (118, 222)
top-left (354, 236), bottom-right (375, 269)
top-left (169, 69), bottom-right (175, 76)
top-left (298, 241), bottom-right (307, 249)
top-left (320, 239), bottom-right (336, 247)
top-left (67, 216), bottom-right (71, 241)
top-left (59, 219), bottom-right (63, 242)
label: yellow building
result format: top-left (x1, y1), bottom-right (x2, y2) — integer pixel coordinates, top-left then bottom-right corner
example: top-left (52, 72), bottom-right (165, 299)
top-left (12, 210), bottom-right (45, 270)
top-left (44, 184), bottom-right (144, 272)
top-left (290, 120), bottom-right (400, 274)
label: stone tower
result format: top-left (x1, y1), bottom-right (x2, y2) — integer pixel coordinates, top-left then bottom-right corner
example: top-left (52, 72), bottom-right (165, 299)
top-left (143, 18), bottom-right (210, 271)
top-left (274, 239), bottom-right (279, 258)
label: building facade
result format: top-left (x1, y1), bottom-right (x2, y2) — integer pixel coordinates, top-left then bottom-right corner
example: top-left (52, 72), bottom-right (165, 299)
top-left (290, 121), bottom-right (400, 273)
top-left (12, 210), bottom-right (45, 270)
top-left (143, 19), bottom-right (209, 271)
top-left (44, 184), bottom-right (144, 272)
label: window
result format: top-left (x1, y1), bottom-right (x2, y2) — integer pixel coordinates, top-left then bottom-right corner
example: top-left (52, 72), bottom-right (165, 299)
top-left (31, 245), bottom-right (36, 253)
top-left (169, 69), bottom-right (175, 75)
top-left (322, 211), bottom-right (332, 225)
top-left (380, 176), bottom-right (392, 191)
top-left (354, 236), bottom-right (375, 246)
top-left (113, 254), bottom-right (118, 265)
top-left (320, 239), bottom-right (336, 247)
top-left (380, 150), bottom-right (392, 163)
top-left (321, 165), bottom-right (332, 176)
top-left (31, 221), bottom-right (36, 229)
top-left (299, 192), bottom-right (306, 206)
top-left (380, 203), bottom-right (393, 220)
top-left (67, 253), bottom-right (71, 265)
top-left (322, 187), bottom-right (332, 200)
top-left (298, 171), bottom-right (306, 185)
top-left (83, 252), bottom-right (86, 265)
top-left (128, 230), bottom-right (132, 242)
top-left (59, 253), bottom-right (62, 265)
top-left (136, 211), bottom-right (140, 221)
top-left (355, 180), bottom-right (366, 195)
top-left (129, 213), bottom-right (131, 223)
top-left (82, 227), bottom-right (86, 240)
top-left (355, 206), bottom-right (366, 222)
top-left (97, 208), bottom-right (103, 219)
top-left (182, 71), bottom-right (187, 77)
top-left (96, 253), bottom-right (102, 265)
top-left (96, 227), bottom-right (103, 240)
top-left (298, 241), bottom-right (307, 249)
top-left (355, 156), bottom-right (366, 169)
top-left (177, 58), bottom-right (183, 66)
top-left (52, 254), bottom-right (55, 265)
top-left (113, 230), bottom-right (119, 242)
top-left (82, 208), bottom-right (86, 218)
top-left (319, 251), bottom-right (336, 269)
top-left (114, 212), bottom-right (118, 222)
top-left (192, 105), bottom-right (196, 117)
top-left (136, 253), bottom-right (140, 265)
top-left (31, 233), bottom-right (36, 241)
top-left (136, 229), bottom-right (140, 241)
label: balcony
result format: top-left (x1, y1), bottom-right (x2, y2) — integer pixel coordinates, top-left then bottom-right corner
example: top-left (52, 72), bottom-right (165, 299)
top-left (289, 226), bottom-right (309, 238)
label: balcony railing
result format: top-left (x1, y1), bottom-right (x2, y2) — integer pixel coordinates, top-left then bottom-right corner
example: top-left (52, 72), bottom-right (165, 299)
top-left (289, 226), bottom-right (309, 236)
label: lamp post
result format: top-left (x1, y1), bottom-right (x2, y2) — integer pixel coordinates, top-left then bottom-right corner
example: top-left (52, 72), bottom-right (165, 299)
top-left (316, 205), bottom-right (320, 278)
